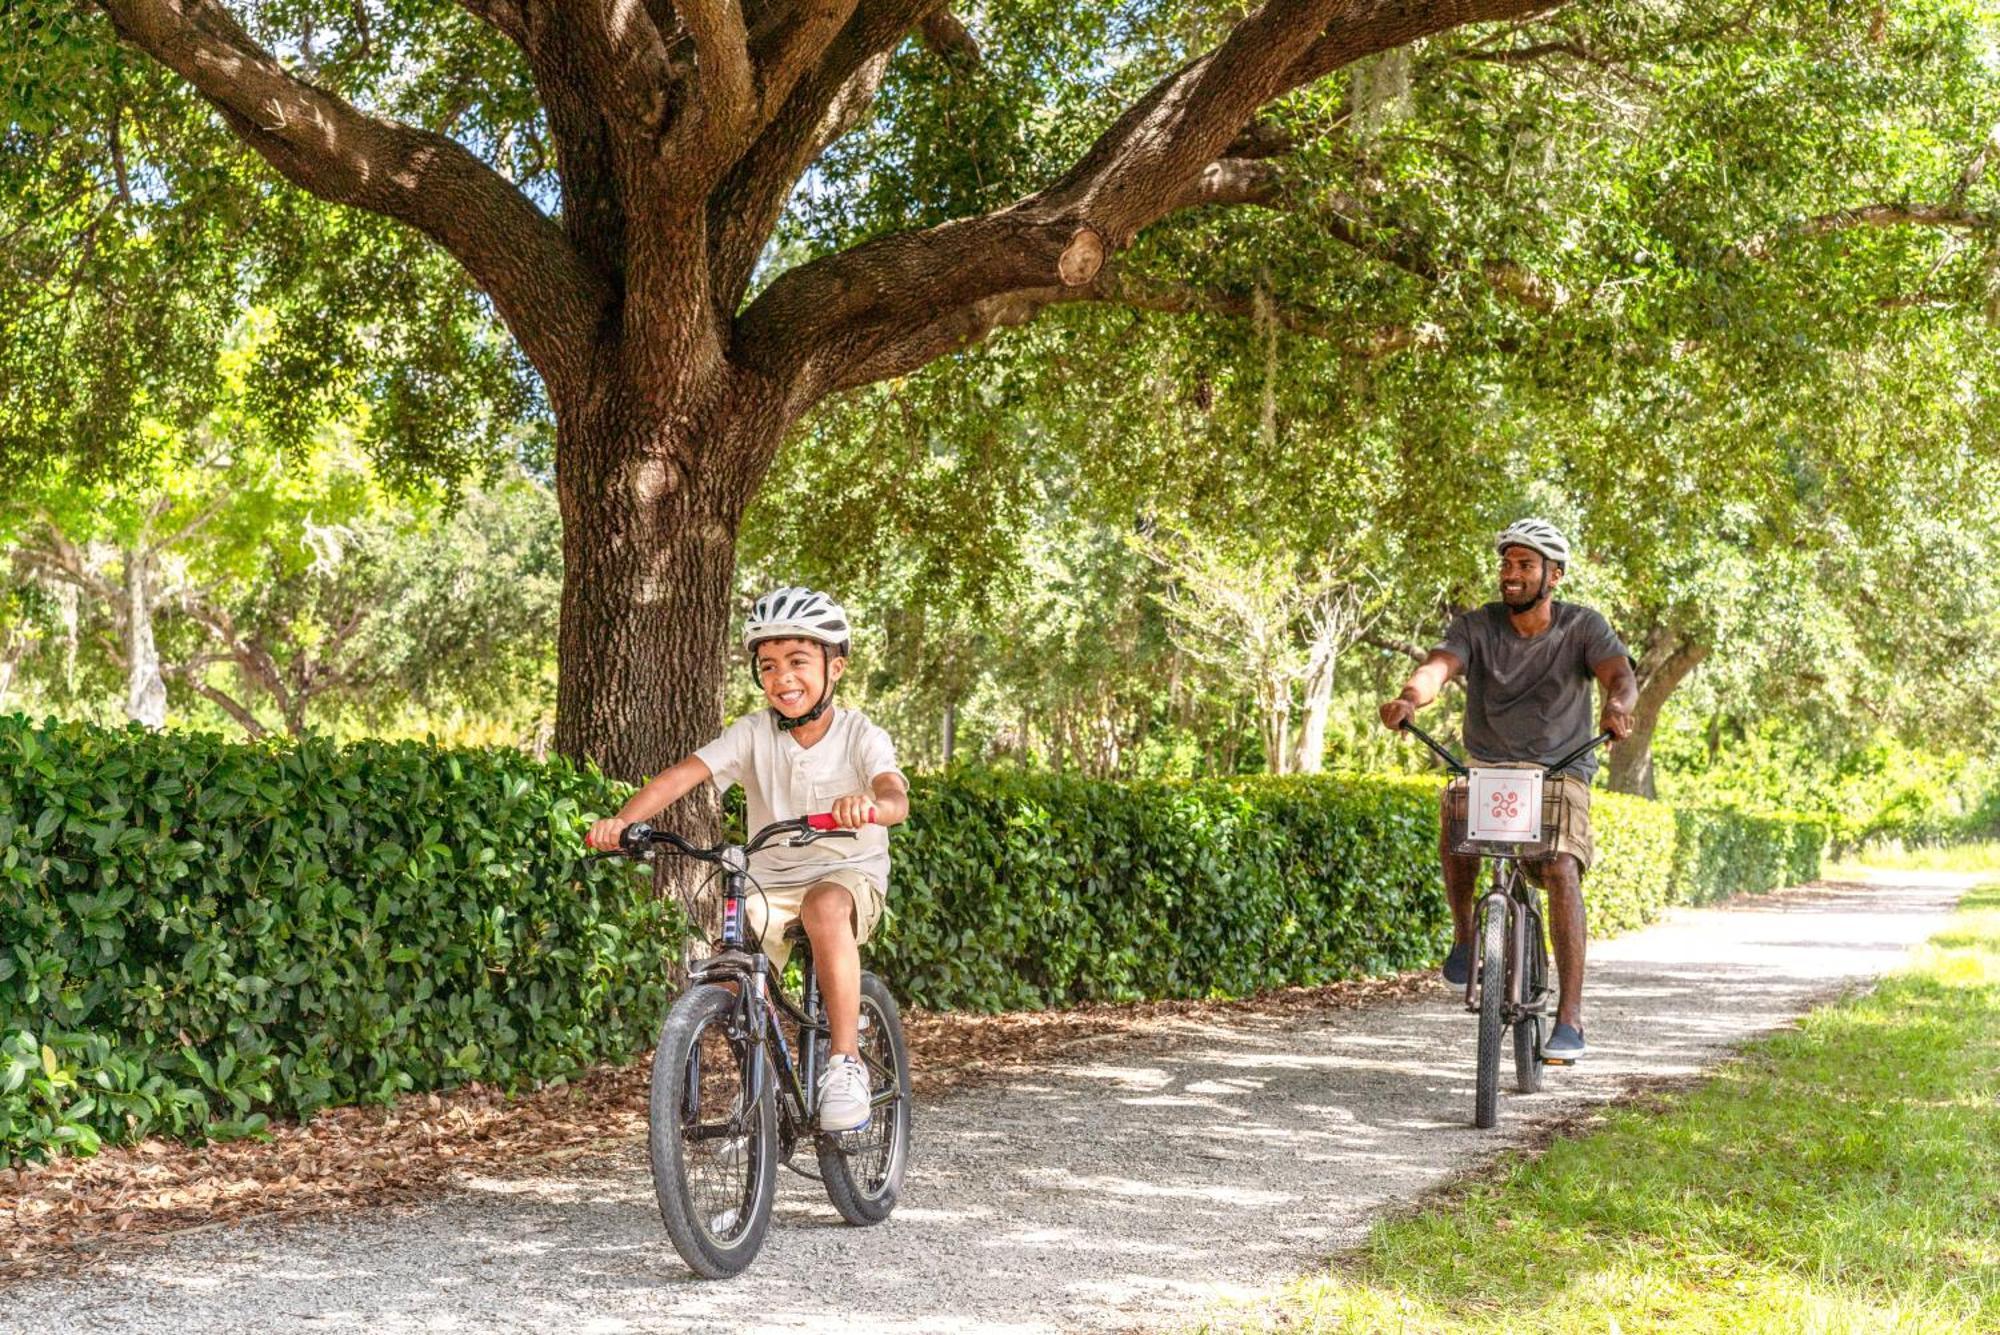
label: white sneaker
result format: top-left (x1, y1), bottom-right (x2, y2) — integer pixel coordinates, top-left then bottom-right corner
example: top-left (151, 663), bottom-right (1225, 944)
top-left (818, 1054), bottom-right (872, 1132)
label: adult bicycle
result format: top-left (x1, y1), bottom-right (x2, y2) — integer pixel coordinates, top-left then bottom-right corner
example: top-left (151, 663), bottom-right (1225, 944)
top-left (1399, 722), bottom-right (1611, 1129)
top-left (592, 814), bottom-right (912, 1277)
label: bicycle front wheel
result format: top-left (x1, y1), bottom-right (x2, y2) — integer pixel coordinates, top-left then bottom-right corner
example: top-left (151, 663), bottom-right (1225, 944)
top-left (816, 972), bottom-right (913, 1225)
top-left (649, 983), bottom-right (778, 1279)
top-left (1474, 892), bottom-right (1507, 1129)
top-left (1514, 886), bottom-right (1545, 1094)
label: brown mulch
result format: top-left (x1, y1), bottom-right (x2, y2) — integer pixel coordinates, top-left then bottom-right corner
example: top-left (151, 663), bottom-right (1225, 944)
top-left (0, 971), bottom-right (1430, 1281)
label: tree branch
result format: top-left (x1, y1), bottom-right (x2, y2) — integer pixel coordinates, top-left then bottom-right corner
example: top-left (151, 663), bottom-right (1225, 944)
top-left (741, 0), bottom-right (1568, 403)
top-left (96, 0), bottom-right (607, 402)
top-left (918, 10), bottom-right (979, 66)
top-left (707, 0), bottom-right (937, 311)
top-left (819, 264), bottom-right (1438, 392)
top-left (666, 0), bottom-right (757, 172)
top-left (1739, 202), bottom-right (2000, 259)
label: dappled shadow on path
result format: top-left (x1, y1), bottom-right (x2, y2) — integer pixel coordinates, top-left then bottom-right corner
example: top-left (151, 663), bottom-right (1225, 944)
top-left (18, 877), bottom-right (1969, 1335)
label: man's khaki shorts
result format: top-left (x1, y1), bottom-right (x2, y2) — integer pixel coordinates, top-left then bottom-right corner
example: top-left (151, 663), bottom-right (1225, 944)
top-left (746, 867), bottom-right (885, 970)
top-left (1440, 765), bottom-right (1596, 873)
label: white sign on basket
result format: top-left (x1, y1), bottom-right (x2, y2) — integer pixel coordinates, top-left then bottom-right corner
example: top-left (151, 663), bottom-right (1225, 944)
top-left (1466, 768), bottom-right (1545, 842)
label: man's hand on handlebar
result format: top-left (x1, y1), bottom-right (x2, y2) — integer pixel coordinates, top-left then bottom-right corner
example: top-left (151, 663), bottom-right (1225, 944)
top-left (586, 817), bottom-right (632, 851)
top-left (1379, 697), bottom-right (1417, 732)
top-left (1599, 703), bottom-right (1634, 742)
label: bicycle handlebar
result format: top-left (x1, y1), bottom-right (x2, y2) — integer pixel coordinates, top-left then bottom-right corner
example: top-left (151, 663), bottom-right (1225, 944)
top-left (1398, 719), bottom-right (1613, 780)
top-left (591, 813), bottom-right (869, 863)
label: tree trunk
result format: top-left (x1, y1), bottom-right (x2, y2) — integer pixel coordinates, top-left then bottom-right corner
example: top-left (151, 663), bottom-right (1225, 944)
top-left (123, 549), bottom-right (168, 729)
top-left (1293, 637), bottom-right (1336, 775)
top-left (941, 699), bottom-right (957, 769)
top-left (1607, 635), bottom-right (1710, 798)
top-left (552, 388), bottom-right (773, 785)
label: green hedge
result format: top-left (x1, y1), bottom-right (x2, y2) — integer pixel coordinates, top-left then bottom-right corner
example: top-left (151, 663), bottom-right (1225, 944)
top-left (3, 719), bottom-right (1827, 1163)
top-left (874, 775), bottom-right (1827, 1009)
top-left (1, 717), bottom-right (664, 1164)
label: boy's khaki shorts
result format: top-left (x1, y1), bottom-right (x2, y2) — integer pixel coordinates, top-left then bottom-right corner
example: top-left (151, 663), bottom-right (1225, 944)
top-left (746, 868), bottom-right (886, 970)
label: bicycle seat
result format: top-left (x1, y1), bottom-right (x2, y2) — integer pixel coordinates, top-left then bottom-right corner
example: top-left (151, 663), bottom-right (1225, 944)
top-left (782, 922), bottom-right (810, 944)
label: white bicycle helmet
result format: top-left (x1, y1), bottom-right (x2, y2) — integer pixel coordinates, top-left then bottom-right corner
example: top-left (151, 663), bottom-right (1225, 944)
top-left (742, 586), bottom-right (852, 655)
top-left (744, 587), bottom-right (852, 732)
top-left (1494, 518), bottom-right (1571, 569)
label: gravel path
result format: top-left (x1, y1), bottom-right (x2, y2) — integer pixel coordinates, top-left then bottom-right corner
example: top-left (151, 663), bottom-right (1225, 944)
top-left (5, 872), bottom-right (1972, 1334)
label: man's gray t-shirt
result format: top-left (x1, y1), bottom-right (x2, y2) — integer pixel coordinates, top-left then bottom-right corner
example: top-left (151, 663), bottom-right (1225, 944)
top-left (1436, 601), bottom-right (1629, 782)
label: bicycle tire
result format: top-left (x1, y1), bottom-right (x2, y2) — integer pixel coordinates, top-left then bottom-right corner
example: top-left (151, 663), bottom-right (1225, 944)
top-left (1475, 891), bottom-right (1507, 1129)
top-left (816, 972), bottom-right (913, 1225)
top-left (1514, 885), bottom-right (1545, 1094)
top-left (649, 983), bottom-right (778, 1279)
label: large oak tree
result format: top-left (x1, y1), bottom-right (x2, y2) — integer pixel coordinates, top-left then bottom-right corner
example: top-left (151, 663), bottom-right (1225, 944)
top-left (66, 0), bottom-right (1571, 780)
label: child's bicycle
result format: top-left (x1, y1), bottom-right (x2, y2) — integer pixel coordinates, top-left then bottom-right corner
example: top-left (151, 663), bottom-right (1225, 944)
top-left (592, 814), bottom-right (912, 1278)
top-left (1398, 721), bottom-right (1610, 1129)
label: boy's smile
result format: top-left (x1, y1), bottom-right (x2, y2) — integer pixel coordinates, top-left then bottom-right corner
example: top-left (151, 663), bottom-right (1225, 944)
top-left (755, 637), bottom-right (846, 719)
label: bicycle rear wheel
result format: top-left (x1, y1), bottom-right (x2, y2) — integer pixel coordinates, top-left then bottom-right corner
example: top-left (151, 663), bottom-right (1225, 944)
top-left (816, 972), bottom-right (913, 1225)
top-left (649, 983), bottom-right (778, 1279)
top-left (1474, 889), bottom-right (1507, 1129)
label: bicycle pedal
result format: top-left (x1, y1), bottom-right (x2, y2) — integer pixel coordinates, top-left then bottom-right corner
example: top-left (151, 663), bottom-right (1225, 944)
top-left (1540, 1055), bottom-right (1574, 1067)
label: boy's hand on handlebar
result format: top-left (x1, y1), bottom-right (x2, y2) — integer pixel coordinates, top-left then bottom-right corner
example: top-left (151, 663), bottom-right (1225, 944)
top-left (586, 817), bottom-right (631, 851)
top-left (829, 792), bottom-right (878, 829)
top-left (1379, 698), bottom-right (1416, 731)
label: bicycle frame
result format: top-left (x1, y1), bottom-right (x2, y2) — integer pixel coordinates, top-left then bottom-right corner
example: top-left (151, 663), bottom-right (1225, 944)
top-left (1401, 719), bottom-right (1607, 1066)
top-left (675, 851), bottom-right (899, 1155)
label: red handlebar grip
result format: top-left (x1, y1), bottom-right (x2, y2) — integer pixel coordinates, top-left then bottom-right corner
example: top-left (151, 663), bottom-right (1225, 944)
top-left (806, 811), bottom-right (876, 830)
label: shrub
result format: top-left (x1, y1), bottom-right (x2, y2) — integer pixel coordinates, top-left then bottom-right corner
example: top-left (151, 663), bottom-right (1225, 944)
top-left (1, 717), bottom-right (667, 1164)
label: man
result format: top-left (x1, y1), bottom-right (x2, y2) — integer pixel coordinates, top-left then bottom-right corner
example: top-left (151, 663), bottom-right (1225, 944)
top-left (1379, 518), bottom-right (1637, 1061)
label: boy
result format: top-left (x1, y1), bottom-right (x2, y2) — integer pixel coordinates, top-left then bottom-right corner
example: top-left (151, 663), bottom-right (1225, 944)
top-left (586, 587), bottom-right (909, 1131)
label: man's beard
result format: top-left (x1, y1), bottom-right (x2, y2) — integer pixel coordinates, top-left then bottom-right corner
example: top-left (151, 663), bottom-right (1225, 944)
top-left (1501, 582), bottom-right (1548, 614)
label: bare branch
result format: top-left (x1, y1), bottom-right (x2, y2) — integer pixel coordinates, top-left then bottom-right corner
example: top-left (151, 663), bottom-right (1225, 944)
top-left (1287, 0), bottom-right (1570, 88)
top-left (163, 662), bottom-right (269, 739)
top-left (97, 0), bottom-right (607, 400)
top-left (1363, 632), bottom-right (1429, 663)
top-left (1740, 202), bottom-right (2000, 259)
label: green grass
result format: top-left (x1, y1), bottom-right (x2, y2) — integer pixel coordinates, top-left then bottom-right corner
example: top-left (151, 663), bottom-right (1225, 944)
top-left (1205, 885), bottom-right (2000, 1335)
top-left (1827, 841), bottom-right (2000, 879)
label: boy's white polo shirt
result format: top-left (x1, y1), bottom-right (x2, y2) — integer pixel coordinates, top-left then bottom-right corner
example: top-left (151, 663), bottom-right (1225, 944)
top-left (694, 705), bottom-right (902, 889)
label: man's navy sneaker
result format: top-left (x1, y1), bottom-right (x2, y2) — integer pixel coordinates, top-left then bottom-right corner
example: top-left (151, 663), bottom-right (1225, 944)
top-left (1544, 1022), bottom-right (1587, 1061)
top-left (1441, 941), bottom-right (1472, 987)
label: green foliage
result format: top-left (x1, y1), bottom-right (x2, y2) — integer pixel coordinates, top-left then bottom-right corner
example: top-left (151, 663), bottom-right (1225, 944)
top-left (874, 770), bottom-right (1826, 1011)
top-left (0, 716), bottom-right (665, 1165)
top-left (0, 722), bottom-right (1829, 1161)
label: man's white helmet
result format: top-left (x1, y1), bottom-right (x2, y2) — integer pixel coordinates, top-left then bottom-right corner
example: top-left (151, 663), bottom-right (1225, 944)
top-left (743, 586), bottom-right (852, 654)
top-left (1494, 518), bottom-right (1571, 569)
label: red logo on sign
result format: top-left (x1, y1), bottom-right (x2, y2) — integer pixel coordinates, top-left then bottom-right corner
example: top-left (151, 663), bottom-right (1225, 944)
top-left (1491, 792), bottom-right (1520, 820)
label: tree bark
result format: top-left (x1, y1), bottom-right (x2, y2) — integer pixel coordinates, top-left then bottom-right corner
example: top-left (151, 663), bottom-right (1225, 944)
top-left (552, 378), bottom-right (777, 780)
top-left (1607, 633), bottom-right (1709, 798)
top-left (122, 548), bottom-right (168, 729)
top-left (1293, 636), bottom-right (1336, 774)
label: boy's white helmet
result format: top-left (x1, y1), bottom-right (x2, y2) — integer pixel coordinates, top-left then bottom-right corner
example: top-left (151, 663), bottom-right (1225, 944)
top-left (743, 586), bottom-right (852, 654)
top-left (1494, 518), bottom-right (1571, 569)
